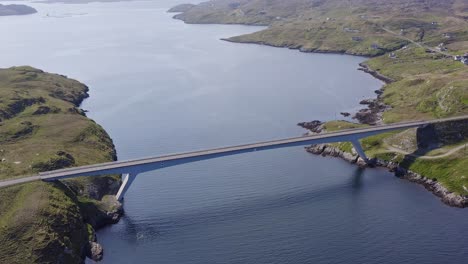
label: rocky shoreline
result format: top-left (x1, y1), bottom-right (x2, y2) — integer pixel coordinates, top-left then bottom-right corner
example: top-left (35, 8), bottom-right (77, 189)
top-left (357, 63), bottom-right (395, 84)
top-left (72, 114), bottom-right (124, 261)
top-left (221, 38), bottom-right (381, 57)
top-left (306, 144), bottom-right (468, 208)
top-left (297, 58), bottom-right (467, 209)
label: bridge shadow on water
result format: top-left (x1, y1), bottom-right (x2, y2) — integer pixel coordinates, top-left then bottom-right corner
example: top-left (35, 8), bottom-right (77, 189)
top-left (117, 167), bottom-right (367, 242)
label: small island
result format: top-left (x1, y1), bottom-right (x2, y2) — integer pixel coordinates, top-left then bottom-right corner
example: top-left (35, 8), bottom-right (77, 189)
top-left (0, 4), bottom-right (37, 16)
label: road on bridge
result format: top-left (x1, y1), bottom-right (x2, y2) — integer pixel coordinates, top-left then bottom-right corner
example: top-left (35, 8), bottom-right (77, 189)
top-left (0, 115), bottom-right (466, 189)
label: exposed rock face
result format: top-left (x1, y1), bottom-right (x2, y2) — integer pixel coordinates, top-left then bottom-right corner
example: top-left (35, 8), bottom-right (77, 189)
top-left (0, 97), bottom-right (45, 121)
top-left (64, 177), bottom-right (123, 229)
top-left (31, 151), bottom-right (76, 172)
top-left (432, 119), bottom-right (468, 145)
top-left (33, 106), bottom-right (61, 115)
top-left (87, 242), bottom-right (104, 261)
top-left (306, 144), bottom-right (369, 166)
top-left (353, 98), bottom-right (389, 125)
top-left (297, 120), bottom-right (324, 133)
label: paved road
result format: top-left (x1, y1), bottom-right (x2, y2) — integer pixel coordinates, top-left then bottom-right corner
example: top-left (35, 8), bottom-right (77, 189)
top-left (0, 115), bottom-right (466, 188)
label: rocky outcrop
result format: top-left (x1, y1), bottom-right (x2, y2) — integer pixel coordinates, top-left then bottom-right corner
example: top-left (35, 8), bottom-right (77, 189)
top-left (86, 242), bottom-right (103, 261)
top-left (353, 98), bottom-right (390, 125)
top-left (0, 97), bottom-right (45, 121)
top-left (31, 151), bottom-right (76, 172)
top-left (306, 144), bottom-right (468, 208)
top-left (306, 144), bottom-right (368, 167)
top-left (358, 63), bottom-right (394, 83)
top-left (297, 120), bottom-right (324, 133)
top-left (33, 106), bottom-right (61, 115)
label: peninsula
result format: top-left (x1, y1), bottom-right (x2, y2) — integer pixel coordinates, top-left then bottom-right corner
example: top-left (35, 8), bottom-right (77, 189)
top-left (0, 66), bottom-right (121, 262)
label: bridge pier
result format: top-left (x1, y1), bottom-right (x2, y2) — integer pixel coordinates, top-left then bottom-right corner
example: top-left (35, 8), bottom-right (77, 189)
top-left (115, 173), bottom-right (137, 201)
top-left (350, 139), bottom-right (369, 163)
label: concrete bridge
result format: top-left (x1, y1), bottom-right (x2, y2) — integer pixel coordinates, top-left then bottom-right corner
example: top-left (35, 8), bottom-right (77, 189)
top-left (0, 115), bottom-right (466, 201)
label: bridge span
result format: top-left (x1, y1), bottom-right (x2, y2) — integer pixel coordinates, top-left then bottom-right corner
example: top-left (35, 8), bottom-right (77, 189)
top-left (0, 115), bottom-right (466, 200)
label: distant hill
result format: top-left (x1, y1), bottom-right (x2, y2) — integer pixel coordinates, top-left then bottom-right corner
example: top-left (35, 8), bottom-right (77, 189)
top-left (173, 0), bottom-right (468, 56)
top-left (0, 4), bottom-right (37, 16)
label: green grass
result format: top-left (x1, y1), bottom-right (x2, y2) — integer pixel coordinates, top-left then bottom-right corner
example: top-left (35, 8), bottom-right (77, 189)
top-left (175, 0), bottom-right (468, 56)
top-left (361, 46), bottom-right (468, 123)
top-left (0, 66), bottom-right (119, 263)
top-left (323, 120), bottom-right (368, 132)
top-left (321, 120), bottom-right (468, 196)
top-left (407, 154), bottom-right (468, 195)
top-left (0, 182), bottom-right (88, 263)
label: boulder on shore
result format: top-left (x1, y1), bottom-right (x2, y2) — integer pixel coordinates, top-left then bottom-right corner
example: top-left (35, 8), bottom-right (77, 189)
top-left (297, 120), bottom-right (324, 133)
top-left (87, 242), bottom-right (103, 261)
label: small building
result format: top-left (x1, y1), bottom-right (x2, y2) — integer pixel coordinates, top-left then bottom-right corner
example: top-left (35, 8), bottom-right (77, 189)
top-left (389, 52), bottom-right (397, 59)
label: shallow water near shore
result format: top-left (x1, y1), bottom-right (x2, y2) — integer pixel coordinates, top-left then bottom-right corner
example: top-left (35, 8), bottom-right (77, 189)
top-left (0, 1), bottom-right (467, 263)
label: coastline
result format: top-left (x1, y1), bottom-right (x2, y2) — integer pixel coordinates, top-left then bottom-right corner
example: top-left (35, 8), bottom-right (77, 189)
top-left (0, 66), bottom-right (123, 263)
top-left (305, 144), bottom-right (468, 208)
top-left (71, 80), bottom-right (124, 262)
top-left (171, 6), bottom-right (468, 208)
top-left (221, 37), bottom-right (380, 58)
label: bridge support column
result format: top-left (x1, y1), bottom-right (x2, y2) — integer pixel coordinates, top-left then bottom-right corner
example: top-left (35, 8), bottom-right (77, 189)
top-left (350, 139), bottom-right (369, 163)
top-left (115, 173), bottom-right (137, 201)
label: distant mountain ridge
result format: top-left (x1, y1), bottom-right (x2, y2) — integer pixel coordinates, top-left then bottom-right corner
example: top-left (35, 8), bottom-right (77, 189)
top-left (0, 4), bottom-right (37, 16)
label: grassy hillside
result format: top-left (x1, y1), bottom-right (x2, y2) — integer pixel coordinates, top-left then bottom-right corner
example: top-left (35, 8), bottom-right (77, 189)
top-left (173, 0), bottom-right (468, 199)
top-left (175, 0), bottom-right (468, 56)
top-left (0, 66), bottom-right (120, 263)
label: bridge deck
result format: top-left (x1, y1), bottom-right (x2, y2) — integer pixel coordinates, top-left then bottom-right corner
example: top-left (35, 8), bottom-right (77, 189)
top-left (0, 115), bottom-right (466, 189)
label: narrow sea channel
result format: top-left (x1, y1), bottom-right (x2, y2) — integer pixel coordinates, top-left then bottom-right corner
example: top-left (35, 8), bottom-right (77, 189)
top-left (0, 1), bottom-right (467, 263)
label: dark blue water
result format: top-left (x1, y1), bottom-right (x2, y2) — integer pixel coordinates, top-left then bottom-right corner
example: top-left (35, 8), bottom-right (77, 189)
top-left (1, 1), bottom-right (467, 263)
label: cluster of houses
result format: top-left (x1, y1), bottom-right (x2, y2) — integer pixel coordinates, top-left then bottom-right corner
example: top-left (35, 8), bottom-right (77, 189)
top-left (454, 54), bottom-right (468, 65)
